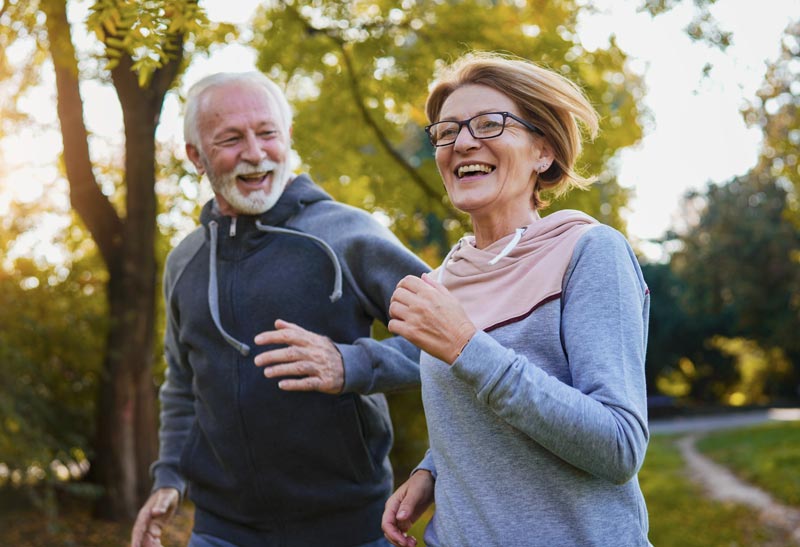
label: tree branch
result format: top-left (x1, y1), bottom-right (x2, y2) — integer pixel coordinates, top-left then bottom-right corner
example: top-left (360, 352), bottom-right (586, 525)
top-left (337, 43), bottom-right (446, 205)
top-left (42, 0), bottom-right (123, 269)
top-left (285, 5), bottom-right (453, 214)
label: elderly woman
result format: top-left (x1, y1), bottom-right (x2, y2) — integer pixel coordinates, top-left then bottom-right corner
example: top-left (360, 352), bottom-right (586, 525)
top-left (382, 53), bottom-right (651, 547)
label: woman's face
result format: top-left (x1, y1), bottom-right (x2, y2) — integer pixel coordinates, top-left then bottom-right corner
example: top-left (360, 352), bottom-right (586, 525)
top-left (434, 84), bottom-right (552, 221)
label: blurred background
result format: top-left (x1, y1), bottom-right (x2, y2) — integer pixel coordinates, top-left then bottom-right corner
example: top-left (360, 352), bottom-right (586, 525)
top-left (1, 0), bottom-right (798, 545)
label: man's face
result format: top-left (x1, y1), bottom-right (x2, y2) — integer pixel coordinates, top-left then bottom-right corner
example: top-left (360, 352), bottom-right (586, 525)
top-left (187, 82), bottom-right (291, 216)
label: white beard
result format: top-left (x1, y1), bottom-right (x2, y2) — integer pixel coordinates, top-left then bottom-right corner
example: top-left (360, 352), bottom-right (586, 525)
top-left (207, 159), bottom-right (290, 215)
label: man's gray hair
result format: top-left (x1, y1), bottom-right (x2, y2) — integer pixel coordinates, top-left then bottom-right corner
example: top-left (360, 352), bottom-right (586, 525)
top-left (183, 71), bottom-right (294, 148)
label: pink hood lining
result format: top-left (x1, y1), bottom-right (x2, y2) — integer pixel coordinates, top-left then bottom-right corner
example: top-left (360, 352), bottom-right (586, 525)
top-left (435, 209), bottom-right (600, 332)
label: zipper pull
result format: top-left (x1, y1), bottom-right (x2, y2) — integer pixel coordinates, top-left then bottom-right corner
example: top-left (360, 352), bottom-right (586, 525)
top-left (229, 216), bottom-right (237, 237)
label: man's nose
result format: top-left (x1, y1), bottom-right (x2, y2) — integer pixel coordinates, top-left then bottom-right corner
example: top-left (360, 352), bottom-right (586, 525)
top-left (241, 132), bottom-right (266, 164)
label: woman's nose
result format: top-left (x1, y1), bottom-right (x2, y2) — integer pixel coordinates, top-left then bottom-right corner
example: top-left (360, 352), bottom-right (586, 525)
top-left (453, 125), bottom-right (480, 152)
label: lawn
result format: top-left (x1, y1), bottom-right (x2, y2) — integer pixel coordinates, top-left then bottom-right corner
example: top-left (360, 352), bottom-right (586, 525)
top-left (696, 420), bottom-right (800, 506)
top-left (640, 434), bottom-right (779, 546)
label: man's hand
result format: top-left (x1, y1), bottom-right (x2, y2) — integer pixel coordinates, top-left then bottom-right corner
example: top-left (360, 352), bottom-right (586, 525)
top-left (253, 319), bottom-right (344, 394)
top-left (382, 470), bottom-right (435, 547)
top-left (131, 487), bottom-right (179, 547)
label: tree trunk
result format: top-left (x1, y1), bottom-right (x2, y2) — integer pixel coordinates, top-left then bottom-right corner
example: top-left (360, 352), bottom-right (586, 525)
top-left (43, 0), bottom-right (182, 521)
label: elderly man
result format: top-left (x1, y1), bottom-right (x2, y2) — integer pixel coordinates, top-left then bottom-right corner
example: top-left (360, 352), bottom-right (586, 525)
top-left (131, 72), bottom-right (428, 547)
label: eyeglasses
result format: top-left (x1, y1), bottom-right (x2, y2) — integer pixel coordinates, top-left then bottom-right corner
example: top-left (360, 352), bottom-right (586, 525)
top-left (425, 111), bottom-right (544, 147)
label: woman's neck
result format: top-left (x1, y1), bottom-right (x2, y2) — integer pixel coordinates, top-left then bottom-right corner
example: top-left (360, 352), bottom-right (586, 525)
top-left (471, 209), bottom-right (538, 249)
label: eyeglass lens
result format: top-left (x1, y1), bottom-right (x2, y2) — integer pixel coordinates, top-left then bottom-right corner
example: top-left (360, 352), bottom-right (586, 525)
top-left (429, 113), bottom-right (506, 146)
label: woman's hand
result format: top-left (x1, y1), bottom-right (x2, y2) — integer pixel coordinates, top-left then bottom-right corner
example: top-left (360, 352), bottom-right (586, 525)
top-left (388, 273), bottom-right (476, 364)
top-left (382, 470), bottom-right (435, 547)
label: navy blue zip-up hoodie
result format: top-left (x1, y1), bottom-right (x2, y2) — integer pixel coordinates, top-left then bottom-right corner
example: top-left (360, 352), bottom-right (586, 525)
top-left (152, 175), bottom-right (429, 547)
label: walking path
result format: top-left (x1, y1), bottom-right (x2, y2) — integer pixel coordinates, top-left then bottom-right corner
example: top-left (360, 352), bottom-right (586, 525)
top-left (652, 408), bottom-right (800, 545)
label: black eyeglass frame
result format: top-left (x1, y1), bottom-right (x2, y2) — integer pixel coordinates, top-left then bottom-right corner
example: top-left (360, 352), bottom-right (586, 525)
top-left (425, 111), bottom-right (544, 147)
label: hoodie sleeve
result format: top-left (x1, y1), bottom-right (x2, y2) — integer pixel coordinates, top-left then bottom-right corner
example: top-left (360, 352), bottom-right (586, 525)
top-left (449, 227), bottom-right (650, 484)
top-left (149, 237), bottom-right (203, 496)
top-left (324, 205), bottom-right (431, 394)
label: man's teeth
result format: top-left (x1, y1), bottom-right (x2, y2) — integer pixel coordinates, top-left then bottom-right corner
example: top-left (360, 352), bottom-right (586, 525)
top-left (457, 164), bottom-right (494, 178)
top-left (239, 173), bottom-right (268, 181)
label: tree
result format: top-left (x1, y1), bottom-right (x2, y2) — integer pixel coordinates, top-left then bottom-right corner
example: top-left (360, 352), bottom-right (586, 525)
top-left (663, 174), bottom-right (800, 402)
top-left (251, 0), bottom-right (645, 260)
top-left (0, 0), bottom-right (230, 520)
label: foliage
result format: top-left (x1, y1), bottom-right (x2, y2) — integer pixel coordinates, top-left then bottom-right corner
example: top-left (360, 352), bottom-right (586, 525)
top-left (0, 203), bottom-right (106, 495)
top-left (639, 0), bottom-right (732, 49)
top-left (743, 20), bottom-right (800, 219)
top-left (641, 261), bottom-right (737, 401)
top-left (696, 420), bottom-right (800, 506)
top-left (710, 337), bottom-right (794, 406)
top-left (251, 0), bottom-right (645, 257)
top-left (640, 435), bottom-right (777, 546)
top-left (665, 175), bottom-right (800, 401)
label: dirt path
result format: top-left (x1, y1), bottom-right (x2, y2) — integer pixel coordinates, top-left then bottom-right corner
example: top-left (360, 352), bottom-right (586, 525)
top-left (677, 433), bottom-right (800, 545)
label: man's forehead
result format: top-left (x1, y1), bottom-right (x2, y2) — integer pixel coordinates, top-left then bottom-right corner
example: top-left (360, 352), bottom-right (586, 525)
top-left (199, 84), bottom-right (283, 127)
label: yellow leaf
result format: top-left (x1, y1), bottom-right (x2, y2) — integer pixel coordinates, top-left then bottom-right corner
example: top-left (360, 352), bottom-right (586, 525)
top-left (138, 67), bottom-right (152, 88)
top-left (102, 17), bottom-right (117, 36)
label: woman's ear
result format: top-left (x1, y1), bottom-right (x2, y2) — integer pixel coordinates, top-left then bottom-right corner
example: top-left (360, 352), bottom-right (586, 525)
top-left (534, 139), bottom-right (555, 174)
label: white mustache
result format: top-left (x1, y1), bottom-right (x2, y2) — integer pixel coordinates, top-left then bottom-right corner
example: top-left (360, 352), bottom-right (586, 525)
top-left (234, 160), bottom-right (280, 176)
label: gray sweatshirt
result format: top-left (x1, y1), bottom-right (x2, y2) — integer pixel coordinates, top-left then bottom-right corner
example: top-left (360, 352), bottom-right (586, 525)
top-left (418, 225), bottom-right (651, 547)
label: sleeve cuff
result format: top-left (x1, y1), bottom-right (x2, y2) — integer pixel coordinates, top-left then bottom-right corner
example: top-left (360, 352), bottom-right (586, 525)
top-left (337, 343), bottom-right (372, 393)
top-left (150, 462), bottom-right (187, 500)
top-left (411, 449), bottom-right (437, 480)
top-left (451, 330), bottom-right (514, 395)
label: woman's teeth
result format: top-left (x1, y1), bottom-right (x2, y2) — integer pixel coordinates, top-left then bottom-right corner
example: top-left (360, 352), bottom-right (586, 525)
top-left (457, 164), bottom-right (495, 178)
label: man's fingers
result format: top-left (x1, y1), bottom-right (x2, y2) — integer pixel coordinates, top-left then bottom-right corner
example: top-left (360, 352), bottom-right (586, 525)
top-left (146, 522), bottom-right (163, 539)
top-left (151, 490), bottom-right (177, 515)
top-left (273, 318), bottom-right (299, 330)
top-left (254, 346), bottom-right (301, 367)
top-left (131, 517), bottom-right (148, 547)
top-left (275, 377), bottom-right (322, 391)
top-left (261, 362), bottom-right (312, 379)
top-left (254, 327), bottom-right (308, 347)
top-left (254, 319), bottom-right (324, 347)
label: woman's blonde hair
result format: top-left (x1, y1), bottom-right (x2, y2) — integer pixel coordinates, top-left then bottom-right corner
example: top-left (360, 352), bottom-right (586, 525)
top-left (426, 52), bottom-right (599, 209)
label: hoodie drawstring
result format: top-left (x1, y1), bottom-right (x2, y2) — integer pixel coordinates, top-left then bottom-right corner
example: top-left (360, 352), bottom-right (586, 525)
top-left (488, 227), bottom-right (527, 265)
top-left (206, 219), bottom-right (345, 356)
top-left (254, 221), bottom-right (343, 302)
top-left (208, 221), bottom-right (251, 356)
top-left (437, 226), bottom-right (527, 283)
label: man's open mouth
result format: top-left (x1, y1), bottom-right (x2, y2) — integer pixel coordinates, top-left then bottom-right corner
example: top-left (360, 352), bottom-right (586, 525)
top-left (237, 172), bottom-right (271, 185)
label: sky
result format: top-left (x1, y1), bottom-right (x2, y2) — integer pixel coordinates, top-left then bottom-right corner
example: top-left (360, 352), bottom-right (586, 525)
top-left (1, 0), bottom-right (798, 263)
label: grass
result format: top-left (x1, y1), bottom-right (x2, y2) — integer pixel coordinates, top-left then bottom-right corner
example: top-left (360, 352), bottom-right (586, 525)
top-left (696, 420), bottom-right (800, 506)
top-left (2, 421), bottom-right (798, 546)
top-left (640, 434), bottom-right (779, 546)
